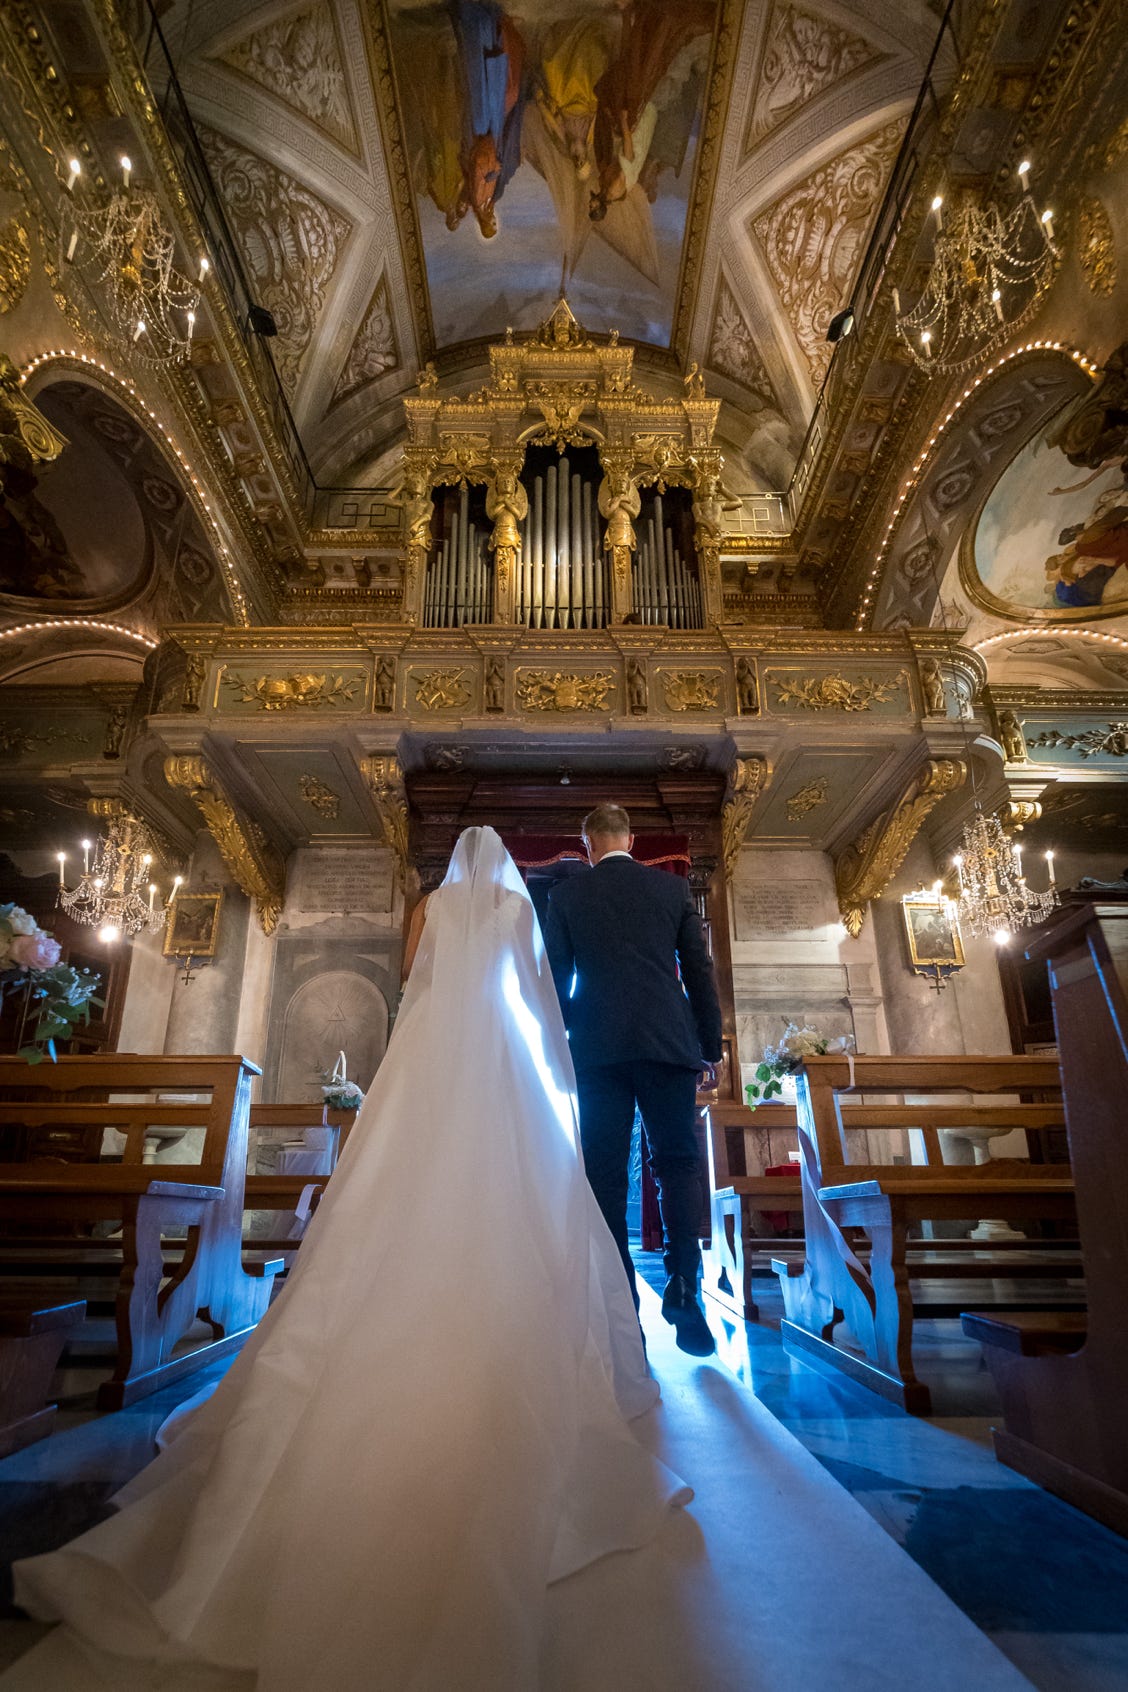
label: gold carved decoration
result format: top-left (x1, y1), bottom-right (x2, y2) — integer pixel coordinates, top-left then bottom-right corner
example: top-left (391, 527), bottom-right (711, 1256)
top-left (1077, 197), bottom-right (1116, 297)
top-left (0, 355), bottom-right (68, 467)
top-left (786, 777), bottom-right (829, 823)
top-left (722, 758), bottom-right (767, 880)
top-left (662, 672), bottom-right (722, 712)
top-left (164, 755), bottom-right (286, 935)
top-left (770, 669), bottom-right (909, 713)
top-left (224, 672), bottom-right (361, 710)
top-left (526, 381), bottom-right (596, 450)
top-left (1004, 800), bottom-right (1041, 832)
top-left (360, 755), bottom-right (409, 890)
top-left (298, 774), bottom-right (342, 820)
top-left (834, 759), bottom-right (966, 938)
top-left (413, 669), bottom-right (471, 711)
top-left (515, 670), bottom-right (614, 712)
top-left (0, 216), bottom-right (31, 314)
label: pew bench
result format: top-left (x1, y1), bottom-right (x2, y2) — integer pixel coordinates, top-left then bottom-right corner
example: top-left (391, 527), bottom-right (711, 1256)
top-left (0, 1056), bottom-right (282, 1408)
top-left (0, 1293), bottom-right (86, 1459)
top-left (244, 1105), bottom-right (356, 1263)
top-left (773, 1056), bottom-right (1078, 1415)
top-left (703, 1104), bottom-right (802, 1321)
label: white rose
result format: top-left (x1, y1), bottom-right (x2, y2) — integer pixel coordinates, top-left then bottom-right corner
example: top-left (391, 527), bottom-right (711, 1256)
top-left (6, 907), bottom-right (37, 937)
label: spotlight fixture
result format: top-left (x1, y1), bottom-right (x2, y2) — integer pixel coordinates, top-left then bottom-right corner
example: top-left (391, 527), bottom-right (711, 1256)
top-left (247, 305), bottom-right (278, 337)
top-left (826, 305), bottom-right (856, 344)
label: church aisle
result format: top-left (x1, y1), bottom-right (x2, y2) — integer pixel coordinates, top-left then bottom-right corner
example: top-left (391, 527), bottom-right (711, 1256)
top-left (0, 1278), bottom-right (1124, 1690)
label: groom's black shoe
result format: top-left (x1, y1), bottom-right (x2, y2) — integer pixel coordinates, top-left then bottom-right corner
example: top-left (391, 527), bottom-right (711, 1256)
top-left (661, 1275), bottom-right (716, 1357)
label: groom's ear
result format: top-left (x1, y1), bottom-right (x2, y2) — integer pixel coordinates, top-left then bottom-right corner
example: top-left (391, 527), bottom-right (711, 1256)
top-left (627, 834), bottom-right (635, 852)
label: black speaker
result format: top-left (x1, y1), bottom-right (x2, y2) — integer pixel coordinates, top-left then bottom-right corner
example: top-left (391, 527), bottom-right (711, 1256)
top-left (247, 305), bottom-right (278, 337)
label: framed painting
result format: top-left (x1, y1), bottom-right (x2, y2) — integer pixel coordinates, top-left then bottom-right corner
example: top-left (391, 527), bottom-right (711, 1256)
top-left (961, 419), bottom-right (1128, 622)
top-left (902, 894), bottom-right (965, 972)
top-left (163, 891), bottom-right (223, 959)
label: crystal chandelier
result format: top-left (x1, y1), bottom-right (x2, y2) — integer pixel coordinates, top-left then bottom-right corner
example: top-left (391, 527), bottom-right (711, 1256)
top-left (61, 156), bottom-right (201, 364)
top-left (57, 816), bottom-right (182, 941)
top-left (893, 161), bottom-right (1058, 375)
top-left (952, 808), bottom-right (1058, 941)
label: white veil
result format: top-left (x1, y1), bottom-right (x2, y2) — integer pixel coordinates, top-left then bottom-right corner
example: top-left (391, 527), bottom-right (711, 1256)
top-left (14, 826), bottom-right (687, 1692)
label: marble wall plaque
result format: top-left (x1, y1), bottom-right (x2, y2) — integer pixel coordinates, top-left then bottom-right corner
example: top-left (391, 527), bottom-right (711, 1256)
top-left (736, 879), bottom-right (830, 941)
top-left (292, 847), bottom-right (393, 913)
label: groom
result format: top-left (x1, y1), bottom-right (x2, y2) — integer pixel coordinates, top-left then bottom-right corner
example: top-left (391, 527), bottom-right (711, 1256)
top-left (545, 803), bottom-right (722, 1356)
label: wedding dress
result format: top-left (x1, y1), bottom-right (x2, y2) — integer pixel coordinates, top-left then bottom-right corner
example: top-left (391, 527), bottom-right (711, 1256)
top-left (13, 828), bottom-right (690, 1691)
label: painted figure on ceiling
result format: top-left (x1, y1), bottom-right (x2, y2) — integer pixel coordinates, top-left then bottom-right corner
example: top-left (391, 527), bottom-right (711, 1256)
top-left (588, 1), bottom-right (715, 222)
top-left (449, 0), bottom-right (527, 238)
top-left (403, 31), bottom-right (468, 229)
top-left (1046, 477), bottom-right (1128, 608)
top-left (535, 15), bottom-right (615, 184)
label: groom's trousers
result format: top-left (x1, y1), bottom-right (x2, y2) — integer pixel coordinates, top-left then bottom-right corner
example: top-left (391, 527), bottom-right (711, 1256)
top-left (574, 1060), bottom-right (703, 1303)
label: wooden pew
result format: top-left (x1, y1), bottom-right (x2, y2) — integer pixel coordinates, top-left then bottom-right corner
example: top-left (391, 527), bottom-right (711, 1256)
top-left (244, 1104), bottom-right (357, 1262)
top-left (702, 1103), bottom-right (801, 1321)
top-left (961, 897), bottom-right (1128, 1537)
top-left (0, 1294), bottom-right (86, 1457)
top-left (773, 1055), bottom-right (1078, 1414)
top-left (0, 1055), bottom-right (282, 1409)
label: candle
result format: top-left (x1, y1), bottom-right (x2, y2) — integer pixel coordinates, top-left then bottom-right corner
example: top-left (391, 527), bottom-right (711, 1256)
top-left (1045, 850), bottom-right (1056, 886)
top-left (186, 310), bottom-right (195, 341)
top-left (133, 319), bottom-right (146, 342)
top-left (120, 155), bottom-right (131, 189)
top-left (66, 158), bottom-right (80, 190)
top-left (199, 255), bottom-right (210, 283)
top-left (1018, 159), bottom-right (1031, 191)
top-left (931, 194), bottom-right (943, 231)
top-left (1042, 209), bottom-right (1054, 241)
top-left (920, 330), bottom-right (932, 358)
top-left (991, 287), bottom-right (1003, 322)
top-left (65, 229), bottom-right (78, 261)
top-left (82, 840), bottom-right (91, 875)
top-left (57, 852), bottom-right (65, 887)
top-left (1014, 842), bottom-right (1024, 881)
top-left (891, 286), bottom-right (901, 316)
top-left (148, 883), bottom-right (156, 913)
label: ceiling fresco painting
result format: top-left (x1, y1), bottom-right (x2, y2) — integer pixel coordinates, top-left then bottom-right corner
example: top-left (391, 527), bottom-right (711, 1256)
top-left (967, 427), bottom-right (1128, 622)
top-left (388, 0), bottom-right (719, 348)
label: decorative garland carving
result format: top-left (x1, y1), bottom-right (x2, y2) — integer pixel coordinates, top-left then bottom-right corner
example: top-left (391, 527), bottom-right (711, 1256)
top-left (224, 672), bottom-right (360, 710)
top-left (722, 757), bottom-right (767, 879)
top-left (662, 672), bottom-right (722, 712)
top-left (164, 754), bottom-right (286, 934)
top-left (515, 670), bottom-right (613, 712)
top-left (770, 669), bottom-right (909, 712)
top-left (360, 754), bottom-right (409, 889)
top-left (834, 758), bottom-right (966, 938)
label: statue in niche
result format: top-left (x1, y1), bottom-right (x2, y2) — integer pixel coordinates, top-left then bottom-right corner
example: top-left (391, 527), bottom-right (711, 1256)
top-left (375, 656), bottom-right (396, 711)
top-left (998, 708), bottom-right (1028, 763)
top-left (484, 658), bottom-right (505, 712)
top-left (102, 704), bottom-right (129, 759)
top-left (626, 658), bottom-right (647, 714)
top-left (389, 470), bottom-right (433, 552)
top-left (691, 470), bottom-right (740, 544)
top-left (182, 654), bottom-right (206, 712)
top-left (735, 658), bottom-right (758, 714)
top-left (683, 362), bottom-right (706, 401)
top-left (598, 466), bottom-right (640, 551)
top-left (416, 362), bottom-right (439, 395)
top-left (919, 657), bottom-right (947, 716)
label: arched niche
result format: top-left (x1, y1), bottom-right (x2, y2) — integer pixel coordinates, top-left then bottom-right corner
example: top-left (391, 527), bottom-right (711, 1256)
top-left (873, 348), bottom-right (1096, 634)
top-left (275, 970), bottom-right (390, 1105)
top-left (3, 375), bottom-right (233, 627)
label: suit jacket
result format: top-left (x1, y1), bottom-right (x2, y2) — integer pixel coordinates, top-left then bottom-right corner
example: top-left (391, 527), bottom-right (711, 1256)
top-left (544, 856), bottom-right (723, 1073)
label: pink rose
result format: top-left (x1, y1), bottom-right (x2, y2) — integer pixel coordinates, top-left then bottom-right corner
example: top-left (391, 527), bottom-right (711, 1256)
top-left (7, 933), bottom-right (62, 970)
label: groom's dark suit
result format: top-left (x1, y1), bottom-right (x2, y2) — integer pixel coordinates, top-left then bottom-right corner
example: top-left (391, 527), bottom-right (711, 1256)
top-left (544, 855), bottom-right (722, 1299)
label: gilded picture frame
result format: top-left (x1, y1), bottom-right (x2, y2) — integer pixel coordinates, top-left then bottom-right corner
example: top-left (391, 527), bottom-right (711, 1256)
top-left (902, 894), bottom-right (965, 971)
top-left (163, 891), bottom-right (223, 959)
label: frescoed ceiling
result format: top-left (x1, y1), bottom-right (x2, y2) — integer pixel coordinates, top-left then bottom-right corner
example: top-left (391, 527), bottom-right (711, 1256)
top-left (147, 0), bottom-right (946, 487)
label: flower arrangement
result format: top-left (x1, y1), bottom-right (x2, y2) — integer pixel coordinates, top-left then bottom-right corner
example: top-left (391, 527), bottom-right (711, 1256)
top-left (318, 1050), bottom-right (364, 1112)
top-left (0, 904), bottom-right (102, 1063)
top-left (745, 1021), bottom-right (856, 1108)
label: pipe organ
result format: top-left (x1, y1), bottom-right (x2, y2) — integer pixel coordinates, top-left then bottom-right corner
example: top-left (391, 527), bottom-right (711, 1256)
top-left (424, 486), bottom-right (493, 627)
top-left (517, 451), bottom-right (608, 630)
top-left (633, 490), bottom-right (703, 629)
top-left (406, 299), bottom-right (725, 632)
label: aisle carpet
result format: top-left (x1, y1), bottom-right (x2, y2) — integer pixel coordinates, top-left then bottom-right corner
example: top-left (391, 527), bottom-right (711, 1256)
top-left (0, 1283), bottom-right (1035, 1691)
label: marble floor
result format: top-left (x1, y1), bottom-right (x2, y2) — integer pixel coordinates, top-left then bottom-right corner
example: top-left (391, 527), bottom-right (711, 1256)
top-left (0, 1269), bottom-right (1126, 1690)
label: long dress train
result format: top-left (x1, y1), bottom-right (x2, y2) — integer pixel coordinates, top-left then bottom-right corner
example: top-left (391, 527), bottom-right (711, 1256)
top-left (13, 828), bottom-right (690, 1690)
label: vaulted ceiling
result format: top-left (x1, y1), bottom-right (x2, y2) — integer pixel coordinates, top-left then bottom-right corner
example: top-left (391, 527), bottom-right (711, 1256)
top-left (150, 0), bottom-right (946, 490)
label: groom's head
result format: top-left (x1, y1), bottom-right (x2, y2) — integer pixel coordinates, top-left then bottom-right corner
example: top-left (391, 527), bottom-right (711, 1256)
top-left (582, 804), bottom-right (634, 865)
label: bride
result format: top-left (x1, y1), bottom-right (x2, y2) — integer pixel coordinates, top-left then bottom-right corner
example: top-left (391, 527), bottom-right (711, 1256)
top-left (13, 828), bottom-right (691, 1691)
